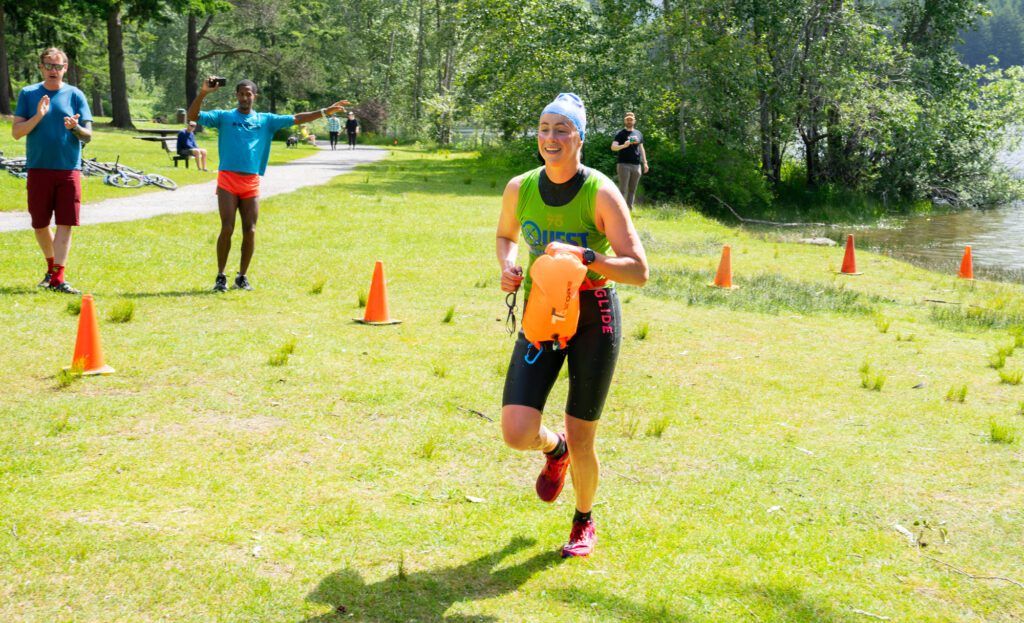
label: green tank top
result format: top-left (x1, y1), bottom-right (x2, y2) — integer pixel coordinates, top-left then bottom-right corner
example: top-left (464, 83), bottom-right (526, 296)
top-left (516, 166), bottom-right (613, 300)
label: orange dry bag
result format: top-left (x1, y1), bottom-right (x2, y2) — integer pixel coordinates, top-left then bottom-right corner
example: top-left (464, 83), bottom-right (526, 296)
top-left (522, 245), bottom-right (588, 352)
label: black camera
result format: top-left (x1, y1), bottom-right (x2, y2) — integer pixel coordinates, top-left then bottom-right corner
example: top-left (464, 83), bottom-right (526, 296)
top-left (209, 77), bottom-right (227, 88)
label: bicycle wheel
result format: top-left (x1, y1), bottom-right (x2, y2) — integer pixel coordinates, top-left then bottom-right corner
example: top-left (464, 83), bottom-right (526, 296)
top-left (105, 173), bottom-right (144, 188)
top-left (144, 174), bottom-right (177, 190)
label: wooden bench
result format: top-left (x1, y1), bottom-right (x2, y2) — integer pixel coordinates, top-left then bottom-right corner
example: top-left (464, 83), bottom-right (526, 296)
top-left (161, 138), bottom-right (193, 168)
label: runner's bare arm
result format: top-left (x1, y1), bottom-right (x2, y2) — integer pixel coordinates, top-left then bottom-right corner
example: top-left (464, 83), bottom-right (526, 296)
top-left (497, 176), bottom-right (525, 292)
top-left (293, 100), bottom-right (351, 125)
top-left (590, 184), bottom-right (648, 286)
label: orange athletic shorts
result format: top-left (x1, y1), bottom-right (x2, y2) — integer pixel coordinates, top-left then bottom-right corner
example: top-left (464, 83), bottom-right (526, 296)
top-left (217, 170), bottom-right (260, 199)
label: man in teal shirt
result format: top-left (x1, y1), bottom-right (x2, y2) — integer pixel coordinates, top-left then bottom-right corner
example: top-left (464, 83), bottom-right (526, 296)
top-left (188, 77), bottom-right (348, 291)
top-left (12, 47), bottom-right (93, 294)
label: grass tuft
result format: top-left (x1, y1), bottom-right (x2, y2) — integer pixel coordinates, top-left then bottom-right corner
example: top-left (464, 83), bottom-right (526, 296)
top-left (620, 413), bottom-right (640, 439)
top-left (989, 418), bottom-right (1017, 444)
top-left (646, 416), bottom-right (671, 438)
top-left (107, 300), bottom-right (135, 323)
top-left (357, 290), bottom-right (368, 308)
top-left (999, 368), bottom-right (1023, 385)
top-left (944, 384), bottom-right (968, 403)
top-left (930, 305), bottom-right (1024, 331)
top-left (633, 322), bottom-right (649, 340)
top-left (432, 362), bottom-right (448, 378)
top-left (875, 315), bottom-right (891, 334)
top-left (309, 278), bottom-right (326, 295)
top-left (66, 300), bottom-right (81, 316)
top-left (268, 338), bottom-right (297, 366)
top-left (55, 365), bottom-right (83, 389)
top-left (859, 360), bottom-right (885, 391)
top-left (989, 352), bottom-right (1007, 369)
top-left (442, 306), bottom-right (455, 324)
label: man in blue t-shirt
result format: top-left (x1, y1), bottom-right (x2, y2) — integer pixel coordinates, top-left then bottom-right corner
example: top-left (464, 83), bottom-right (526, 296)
top-left (176, 120), bottom-right (208, 171)
top-left (187, 76), bottom-right (349, 292)
top-left (12, 47), bottom-right (93, 294)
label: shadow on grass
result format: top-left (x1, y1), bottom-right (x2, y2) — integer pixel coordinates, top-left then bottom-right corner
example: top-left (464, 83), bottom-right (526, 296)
top-left (553, 581), bottom-right (864, 622)
top-left (121, 289), bottom-right (219, 299)
top-left (0, 286), bottom-right (42, 296)
top-left (299, 537), bottom-right (562, 622)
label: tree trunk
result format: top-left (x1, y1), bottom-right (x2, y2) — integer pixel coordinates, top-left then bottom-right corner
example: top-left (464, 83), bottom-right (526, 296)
top-left (759, 90), bottom-right (775, 181)
top-left (413, 0), bottom-right (425, 122)
top-left (186, 13), bottom-right (199, 108)
top-left (106, 3), bottom-right (134, 129)
top-left (0, 6), bottom-right (11, 115)
top-left (92, 85), bottom-right (105, 117)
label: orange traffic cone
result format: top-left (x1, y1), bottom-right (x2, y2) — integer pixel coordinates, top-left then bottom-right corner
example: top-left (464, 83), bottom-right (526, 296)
top-left (958, 245), bottom-right (974, 280)
top-left (838, 234), bottom-right (862, 275)
top-left (709, 245), bottom-right (736, 289)
top-left (68, 294), bottom-right (115, 375)
top-left (354, 261), bottom-right (402, 325)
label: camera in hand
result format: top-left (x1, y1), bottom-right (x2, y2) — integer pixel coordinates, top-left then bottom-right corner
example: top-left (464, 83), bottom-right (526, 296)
top-left (209, 77), bottom-right (227, 87)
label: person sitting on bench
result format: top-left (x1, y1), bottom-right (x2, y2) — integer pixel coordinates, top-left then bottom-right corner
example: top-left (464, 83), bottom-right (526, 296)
top-left (176, 120), bottom-right (208, 171)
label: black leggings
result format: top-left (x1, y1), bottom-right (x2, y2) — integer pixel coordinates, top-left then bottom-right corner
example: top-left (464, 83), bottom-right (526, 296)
top-left (502, 288), bottom-right (622, 422)
top-left (347, 132), bottom-right (357, 147)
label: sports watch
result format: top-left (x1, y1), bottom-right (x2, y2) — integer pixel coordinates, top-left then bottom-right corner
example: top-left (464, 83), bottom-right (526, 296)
top-left (582, 248), bottom-right (596, 265)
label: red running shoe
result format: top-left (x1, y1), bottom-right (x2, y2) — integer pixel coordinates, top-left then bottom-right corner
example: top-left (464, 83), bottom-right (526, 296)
top-left (561, 518), bottom-right (597, 558)
top-left (536, 433), bottom-right (570, 502)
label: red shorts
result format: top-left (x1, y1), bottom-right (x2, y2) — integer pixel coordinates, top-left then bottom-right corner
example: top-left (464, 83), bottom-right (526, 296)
top-left (217, 170), bottom-right (261, 200)
top-left (27, 169), bottom-right (81, 229)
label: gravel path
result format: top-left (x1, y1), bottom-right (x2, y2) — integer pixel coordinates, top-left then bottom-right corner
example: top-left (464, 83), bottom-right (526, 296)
top-left (0, 145), bottom-right (387, 233)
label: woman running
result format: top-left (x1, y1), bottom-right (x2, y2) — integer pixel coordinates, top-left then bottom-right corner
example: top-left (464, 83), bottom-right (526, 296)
top-left (496, 93), bottom-right (648, 558)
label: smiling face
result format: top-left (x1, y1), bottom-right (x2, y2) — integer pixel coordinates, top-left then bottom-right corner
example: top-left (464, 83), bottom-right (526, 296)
top-left (39, 53), bottom-right (67, 89)
top-left (537, 113), bottom-right (581, 168)
top-left (236, 85), bottom-right (257, 113)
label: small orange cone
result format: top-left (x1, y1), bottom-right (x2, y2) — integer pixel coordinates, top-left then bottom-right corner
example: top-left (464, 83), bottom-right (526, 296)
top-left (958, 245), bottom-right (974, 280)
top-left (354, 260), bottom-right (402, 325)
top-left (709, 245), bottom-right (736, 289)
top-left (69, 294), bottom-right (115, 375)
top-left (838, 234), bottom-right (862, 275)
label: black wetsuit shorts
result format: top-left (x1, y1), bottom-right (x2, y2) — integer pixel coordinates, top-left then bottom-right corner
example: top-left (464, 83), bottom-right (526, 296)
top-left (502, 288), bottom-right (622, 422)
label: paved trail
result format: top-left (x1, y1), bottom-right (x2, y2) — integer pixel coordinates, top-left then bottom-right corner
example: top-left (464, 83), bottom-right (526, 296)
top-left (0, 146), bottom-right (387, 233)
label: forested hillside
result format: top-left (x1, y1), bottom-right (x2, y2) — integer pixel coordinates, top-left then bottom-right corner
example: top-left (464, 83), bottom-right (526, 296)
top-left (960, 0), bottom-right (1024, 67)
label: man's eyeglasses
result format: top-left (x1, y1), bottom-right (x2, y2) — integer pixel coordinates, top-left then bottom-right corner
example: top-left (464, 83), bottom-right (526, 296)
top-left (41, 62), bottom-right (66, 71)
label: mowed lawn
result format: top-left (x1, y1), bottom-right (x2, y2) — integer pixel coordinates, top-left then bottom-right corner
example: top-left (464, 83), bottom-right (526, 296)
top-left (0, 148), bottom-right (1022, 622)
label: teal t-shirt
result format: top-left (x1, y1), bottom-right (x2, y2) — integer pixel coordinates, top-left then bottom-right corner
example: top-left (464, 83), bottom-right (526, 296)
top-left (198, 109), bottom-right (295, 176)
top-left (15, 83), bottom-right (92, 171)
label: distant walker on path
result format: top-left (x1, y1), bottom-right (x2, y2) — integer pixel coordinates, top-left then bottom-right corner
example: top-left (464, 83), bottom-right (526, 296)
top-left (610, 112), bottom-right (649, 211)
top-left (345, 112), bottom-right (359, 150)
top-left (11, 47), bottom-right (93, 294)
top-left (188, 76), bottom-right (349, 292)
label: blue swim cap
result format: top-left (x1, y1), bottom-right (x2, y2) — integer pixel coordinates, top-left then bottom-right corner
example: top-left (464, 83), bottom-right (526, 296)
top-left (541, 93), bottom-right (586, 142)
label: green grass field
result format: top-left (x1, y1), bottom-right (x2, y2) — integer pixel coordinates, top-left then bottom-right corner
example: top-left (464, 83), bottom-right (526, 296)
top-left (0, 117), bottom-right (318, 212)
top-left (0, 148), bottom-right (1022, 622)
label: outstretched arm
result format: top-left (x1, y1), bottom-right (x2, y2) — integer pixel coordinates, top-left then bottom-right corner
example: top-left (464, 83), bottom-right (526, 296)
top-left (188, 75), bottom-right (220, 122)
top-left (293, 100), bottom-right (351, 125)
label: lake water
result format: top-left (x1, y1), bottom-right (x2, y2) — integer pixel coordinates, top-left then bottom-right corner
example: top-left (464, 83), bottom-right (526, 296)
top-left (832, 145), bottom-right (1024, 276)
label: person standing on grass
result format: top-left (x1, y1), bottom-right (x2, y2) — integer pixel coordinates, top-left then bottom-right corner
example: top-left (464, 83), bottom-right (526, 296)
top-left (326, 113), bottom-right (341, 151)
top-left (188, 76), bottom-right (348, 292)
top-left (610, 112), bottom-right (649, 211)
top-left (345, 111), bottom-right (359, 150)
top-left (12, 47), bottom-right (92, 294)
top-left (176, 120), bottom-right (208, 171)
top-left (496, 93), bottom-right (648, 558)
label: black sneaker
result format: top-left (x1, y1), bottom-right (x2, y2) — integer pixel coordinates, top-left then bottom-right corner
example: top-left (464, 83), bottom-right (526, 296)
top-left (37, 273), bottom-right (51, 288)
top-left (213, 273), bottom-right (228, 292)
top-left (49, 281), bottom-right (81, 295)
top-left (233, 274), bottom-right (254, 291)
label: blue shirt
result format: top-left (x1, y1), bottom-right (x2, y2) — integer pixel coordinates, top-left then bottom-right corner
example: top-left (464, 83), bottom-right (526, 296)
top-left (176, 129), bottom-right (197, 152)
top-left (197, 109), bottom-right (295, 176)
top-left (15, 82), bottom-right (92, 171)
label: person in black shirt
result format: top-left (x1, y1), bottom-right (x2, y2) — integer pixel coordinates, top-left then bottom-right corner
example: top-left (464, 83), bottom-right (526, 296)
top-left (345, 112), bottom-right (359, 150)
top-left (610, 112), bottom-right (649, 211)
